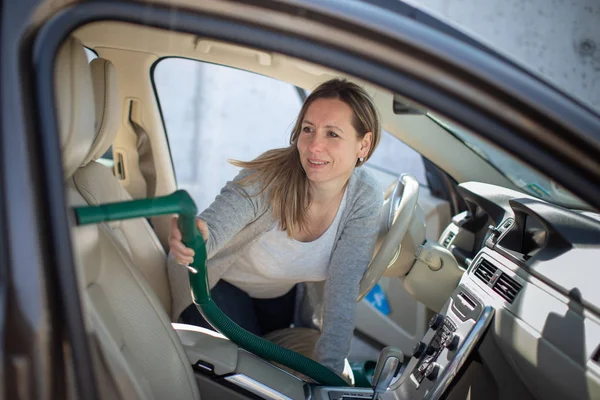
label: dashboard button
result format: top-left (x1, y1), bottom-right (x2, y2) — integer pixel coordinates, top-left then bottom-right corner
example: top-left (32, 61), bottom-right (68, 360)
top-left (412, 341), bottom-right (427, 358)
top-left (429, 313), bottom-right (444, 331)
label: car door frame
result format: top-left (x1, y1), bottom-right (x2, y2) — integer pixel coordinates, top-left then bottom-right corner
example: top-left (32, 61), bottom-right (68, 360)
top-left (1, 0), bottom-right (99, 398)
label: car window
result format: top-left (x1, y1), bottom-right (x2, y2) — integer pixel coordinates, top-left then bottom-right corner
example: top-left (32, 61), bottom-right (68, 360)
top-left (365, 130), bottom-right (427, 189)
top-left (153, 58), bottom-right (427, 211)
top-left (154, 58), bottom-right (302, 211)
top-left (84, 47), bottom-right (97, 62)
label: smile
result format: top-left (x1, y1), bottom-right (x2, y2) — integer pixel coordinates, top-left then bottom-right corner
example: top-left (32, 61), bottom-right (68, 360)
top-left (307, 159), bottom-right (329, 165)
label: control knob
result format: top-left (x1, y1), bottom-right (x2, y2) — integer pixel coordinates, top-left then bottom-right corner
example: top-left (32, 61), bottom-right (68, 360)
top-left (425, 345), bottom-right (436, 356)
top-left (429, 313), bottom-right (444, 331)
top-left (412, 341), bottom-right (427, 358)
top-left (443, 333), bottom-right (460, 351)
top-left (425, 362), bottom-right (440, 381)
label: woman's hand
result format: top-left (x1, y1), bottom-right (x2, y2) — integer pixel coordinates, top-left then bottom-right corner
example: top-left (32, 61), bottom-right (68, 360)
top-left (169, 216), bottom-right (209, 265)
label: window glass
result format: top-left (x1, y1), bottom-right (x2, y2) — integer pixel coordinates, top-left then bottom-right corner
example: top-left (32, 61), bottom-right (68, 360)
top-left (365, 130), bottom-right (427, 189)
top-left (154, 58), bottom-right (427, 211)
top-left (154, 59), bottom-right (302, 211)
top-left (84, 47), bottom-right (97, 62)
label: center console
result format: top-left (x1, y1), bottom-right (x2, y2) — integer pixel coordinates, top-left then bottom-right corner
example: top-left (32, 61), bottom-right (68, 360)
top-left (174, 281), bottom-right (494, 400)
top-left (392, 284), bottom-right (494, 399)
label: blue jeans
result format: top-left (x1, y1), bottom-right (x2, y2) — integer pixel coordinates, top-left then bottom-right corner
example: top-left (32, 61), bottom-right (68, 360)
top-left (180, 280), bottom-right (297, 336)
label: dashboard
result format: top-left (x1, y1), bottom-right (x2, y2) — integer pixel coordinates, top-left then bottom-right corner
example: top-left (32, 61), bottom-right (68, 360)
top-left (456, 182), bottom-right (600, 315)
top-left (391, 182), bottom-right (600, 400)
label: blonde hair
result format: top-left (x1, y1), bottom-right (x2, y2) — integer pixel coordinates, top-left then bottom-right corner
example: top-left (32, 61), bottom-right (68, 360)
top-left (230, 78), bottom-right (381, 234)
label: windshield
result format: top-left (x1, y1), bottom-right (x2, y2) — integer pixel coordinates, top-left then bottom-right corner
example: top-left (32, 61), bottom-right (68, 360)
top-left (428, 113), bottom-right (590, 210)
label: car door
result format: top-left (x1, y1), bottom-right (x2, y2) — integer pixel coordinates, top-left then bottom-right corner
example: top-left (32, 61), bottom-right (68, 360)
top-left (6, 0), bottom-right (600, 398)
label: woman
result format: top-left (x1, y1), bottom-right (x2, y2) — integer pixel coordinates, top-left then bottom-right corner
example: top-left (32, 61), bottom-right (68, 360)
top-left (168, 78), bottom-right (383, 377)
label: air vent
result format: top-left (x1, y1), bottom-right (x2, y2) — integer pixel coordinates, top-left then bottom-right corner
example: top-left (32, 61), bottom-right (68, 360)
top-left (443, 231), bottom-right (456, 248)
top-left (492, 274), bottom-right (522, 304)
top-left (474, 259), bottom-right (497, 285)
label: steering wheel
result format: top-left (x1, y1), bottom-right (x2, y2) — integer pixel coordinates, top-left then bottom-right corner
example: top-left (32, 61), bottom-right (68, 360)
top-left (357, 174), bottom-right (420, 301)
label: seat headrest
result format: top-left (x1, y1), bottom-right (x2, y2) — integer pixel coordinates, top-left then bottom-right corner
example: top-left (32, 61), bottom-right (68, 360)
top-left (82, 58), bottom-right (121, 166)
top-left (55, 37), bottom-right (95, 179)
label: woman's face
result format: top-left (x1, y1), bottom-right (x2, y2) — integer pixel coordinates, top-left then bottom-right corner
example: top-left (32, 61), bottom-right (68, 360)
top-left (297, 98), bottom-right (372, 188)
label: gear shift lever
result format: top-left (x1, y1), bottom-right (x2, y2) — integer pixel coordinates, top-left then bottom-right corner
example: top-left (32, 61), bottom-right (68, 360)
top-left (371, 347), bottom-right (404, 400)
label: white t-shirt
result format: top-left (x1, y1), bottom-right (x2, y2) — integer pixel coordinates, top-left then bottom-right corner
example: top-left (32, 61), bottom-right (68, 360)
top-left (221, 190), bottom-right (348, 298)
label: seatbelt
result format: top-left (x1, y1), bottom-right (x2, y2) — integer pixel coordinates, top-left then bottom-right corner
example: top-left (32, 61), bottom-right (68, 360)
top-left (128, 101), bottom-right (158, 229)
top-left (131, 119), bottom-right (156, 199)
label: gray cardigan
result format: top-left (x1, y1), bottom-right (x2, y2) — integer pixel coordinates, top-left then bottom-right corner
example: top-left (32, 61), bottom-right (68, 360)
top-left (168, 167), bottom-right (383, 374)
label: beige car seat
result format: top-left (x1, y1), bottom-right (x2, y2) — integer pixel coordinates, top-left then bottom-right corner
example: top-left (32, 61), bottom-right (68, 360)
top-left (71, 56), bottom-right (174, 319)
top-left (58, 36), bottom-right (200, 399)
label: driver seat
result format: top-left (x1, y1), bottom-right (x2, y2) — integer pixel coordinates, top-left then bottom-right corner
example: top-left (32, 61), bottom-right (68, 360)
top-left (58, 36), bottom-right (200, 399)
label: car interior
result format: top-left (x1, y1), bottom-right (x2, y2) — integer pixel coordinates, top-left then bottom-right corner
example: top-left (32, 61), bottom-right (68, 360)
top-left (51, 15), bottom-right (600, 400)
